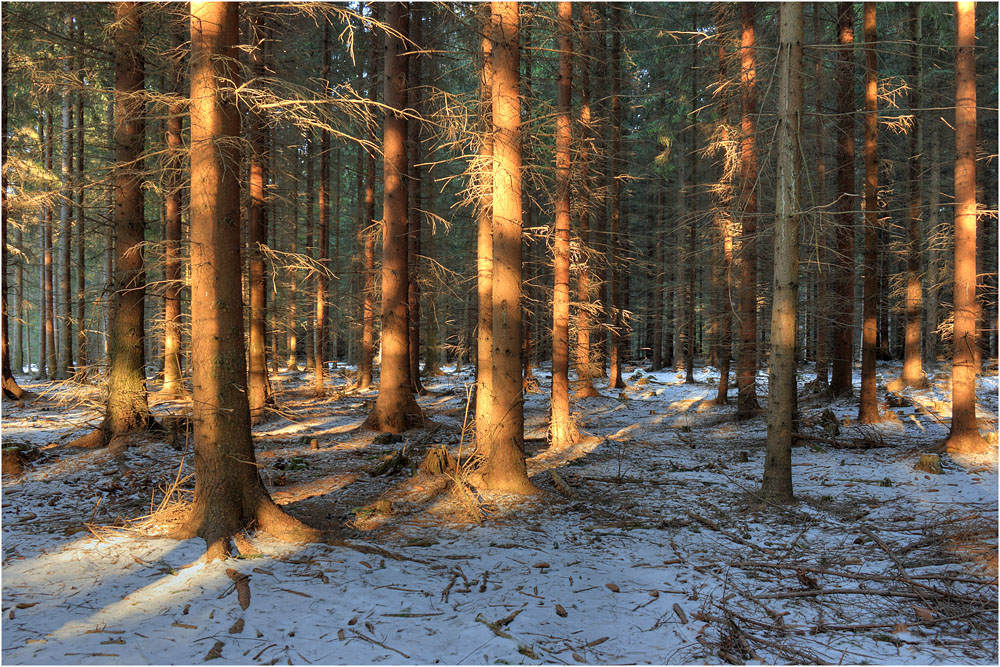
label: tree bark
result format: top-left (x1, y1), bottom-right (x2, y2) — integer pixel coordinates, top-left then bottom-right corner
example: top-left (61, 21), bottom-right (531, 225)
top-left (74, 50), bottom-right (88, 377)
top-left (475, 6), bottom-right (496, 449)
top-left (248, 9), bottom-right (273, 420)
top-left (314, 22), bottom-right (331, 397)
top-left (177, 1), bottom-right (318, 558)
top-left (763, 1), bottom-right (803, 504)
top-left (476, 1), bottom-right (536, 494)
top-left (812, 1), bottom-right (830, 390)
top-left (57, 12), bottom-right (74, 380)
top-left (858, 2), bottom-right (880, 424)
top-left (900, 3), bottom-right (928, 388)
top-left (407, 7), bottom-right (424, 395)
top-left (365, 2), bottom-right (422, 433)
top-left (831, 1), bottom-right (857, 397)
top-left (575, 2), bottom-right (599, 399)
top-left (45, 112), bottom-right (56, 380)
top-left (944, 0), bottom-right (987, 454)
top-left (550, 0), bottom-right (578, 448)
top-left (736, 3), bottom-right (759, 418)
top-left (358, 5), bottom-right (379, 390)
top-left (161, 19), bottom-right (185, 396)
top-left (607, 3), bottom-right (625, 390)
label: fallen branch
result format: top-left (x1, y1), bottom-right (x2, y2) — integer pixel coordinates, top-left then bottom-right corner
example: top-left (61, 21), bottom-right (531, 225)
top-left (349, 629), bottom-right (410, 659)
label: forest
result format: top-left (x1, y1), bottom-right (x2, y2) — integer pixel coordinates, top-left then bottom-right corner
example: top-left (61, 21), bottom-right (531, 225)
top-left (1, 1), bottom-right (998, 664)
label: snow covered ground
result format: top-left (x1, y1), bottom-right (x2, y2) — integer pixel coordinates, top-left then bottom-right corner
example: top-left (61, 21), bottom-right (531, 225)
top-left (2, 360), bottom-right (997, 665)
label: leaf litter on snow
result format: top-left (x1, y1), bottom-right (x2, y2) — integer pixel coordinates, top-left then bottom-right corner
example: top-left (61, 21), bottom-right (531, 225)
top-left (1, 360), bottom-right (996, 664)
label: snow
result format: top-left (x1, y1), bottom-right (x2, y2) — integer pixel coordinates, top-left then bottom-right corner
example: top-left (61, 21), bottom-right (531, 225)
top-left (2, 360), bottom-right (997, 665)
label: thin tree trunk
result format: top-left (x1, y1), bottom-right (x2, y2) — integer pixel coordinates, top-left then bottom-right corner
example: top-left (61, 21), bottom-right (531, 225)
top-left (45, 112), bottom-right (56, 379)
top-left (314, 22), bottom-right (331, 397)
top-left (57, 12), bottom-right (73, 380)
top-left (248, 9), bottom-right (273, 420)
top-left (358, 5), bottom-right (378, 390)
top-left (944, 0), bottom-right (987, 453)
top-left (407, 8), bottom-right (424, 394)
top-left (831, 1), bottom-right (857, 397)
top-left (74, 61), bottom-right (87, 377)
top-left (365, 2), bottom-right (422, 433)
top-left (607, 3), bottom-right (625, 390)
top-left (763, 1), bottom-right (803, 503)
top-left (713, 39), bottom-right (733, 405)
top-left (550, 0), bottom-right (578, 448)
top-left (161, 20), bottom-right (184, 395)
top-left (575, 2), bottom-right (599, 398)
top-left (858, 2), bottom-right (880, 424)
top-left (900, 3), bottom-right (928, 388)
top-left (304, 133), bottom-right (315, 373)
top-left (813, 1), bottom-right (830, 390)
top-left (685, 7), bottom-right (699, 384)
top-left (924, 122), bottom-right (942, 365)
top-left (736, 3), bottom-right (759, 418)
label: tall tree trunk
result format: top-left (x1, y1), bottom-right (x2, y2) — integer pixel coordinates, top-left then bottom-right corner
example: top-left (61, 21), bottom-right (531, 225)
top-left (574, 2), bottom-right (599, 398)
top-left (763, 1), bottom-right (803, 504)
top-left (812, 1), bottom-right (830, 390)
top-left (75, 55), bottom-right (88, 377)
top-left (858, 2), bottom-right (880, 424)
top-left (161, 20), bottom-right (184, 395)
top-left (2, 43), bottom-right (26, 400)
top-left (713, 39), bottom-right (733, 405)
top-left (358, 5), bottom-right (378, 390)
top-left (365, 2), bottom-right (422, 433)
top-left (607, 3), bottom-right (625, 390)
top-left (44, 112), bottom-right (56, 379)
top-left (685, 7), bottom-right (699, 384)
top-left (177, 1), bottom-right (317, 557)
top-left (944, 0), bottom-right (987, 454)
top-left (830, 1), bottom-right (856, 396)
top-left (407, 7), bottom-right (424, 395)
top-left (924, 122), bottom-right (942, 365)
top-left (57, 12), bottom-right (73, 380)
top-left (476, 0), bottom-right (536, 494)
top-left (314, 23), bottom-right (331, 397)
top-left (550, 0), bottom-right (578, 448)
top-left (475, 7), bottom-right (496, 449)
top-left (248, 10), bottom-right (273, 419)
top-left (736, 3), bottom-right (759, 418)
top-left (67, 1), bottom-right (156, 451)
top-left (304, 132), bottom-right (315, 373)
top-left (287, 143), bottom-right (300, 371)
top-left (900, 3), bottom-right (928, 388)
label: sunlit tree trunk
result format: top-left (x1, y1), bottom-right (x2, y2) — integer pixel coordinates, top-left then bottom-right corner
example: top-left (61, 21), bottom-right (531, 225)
top-left (736, 3), bottom-right (759, 418)
top-left (858, 2), bottom-right (880, 424)
top-left (177, 1), bottom-right (317, 558)
top-left (161, 20), bottom-right (185, 395)
top-left (476, 0), bottom-right (536, 494)
top-left (945, 0), bottom-right (988, 454)
top-left (713, 39), bottom-right (733, 405)
top-left (763, 1), bottom-right (803, 503)
top-left (831, 1), bottom-right (856, 397)
top-left (575, 2), bottom-right (599, 398)
top-left (303, 132), bottom-right (315, 373)
top-left (475, 7), bottom-right (496, 450)
top-left (286, 145), bottom-right (300, 371)
top-left (900, 3), bottom-right (928, 388)
top-left (358, 5), bottom-right (379, 390)
top-left (550, 0), bottom-right (578, 448)
top-left (365, 1), bottom-right (422, 432)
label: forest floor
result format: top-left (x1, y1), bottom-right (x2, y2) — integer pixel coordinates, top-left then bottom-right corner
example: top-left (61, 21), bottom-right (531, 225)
top-left (1, 359), bottom-right (998, 665)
